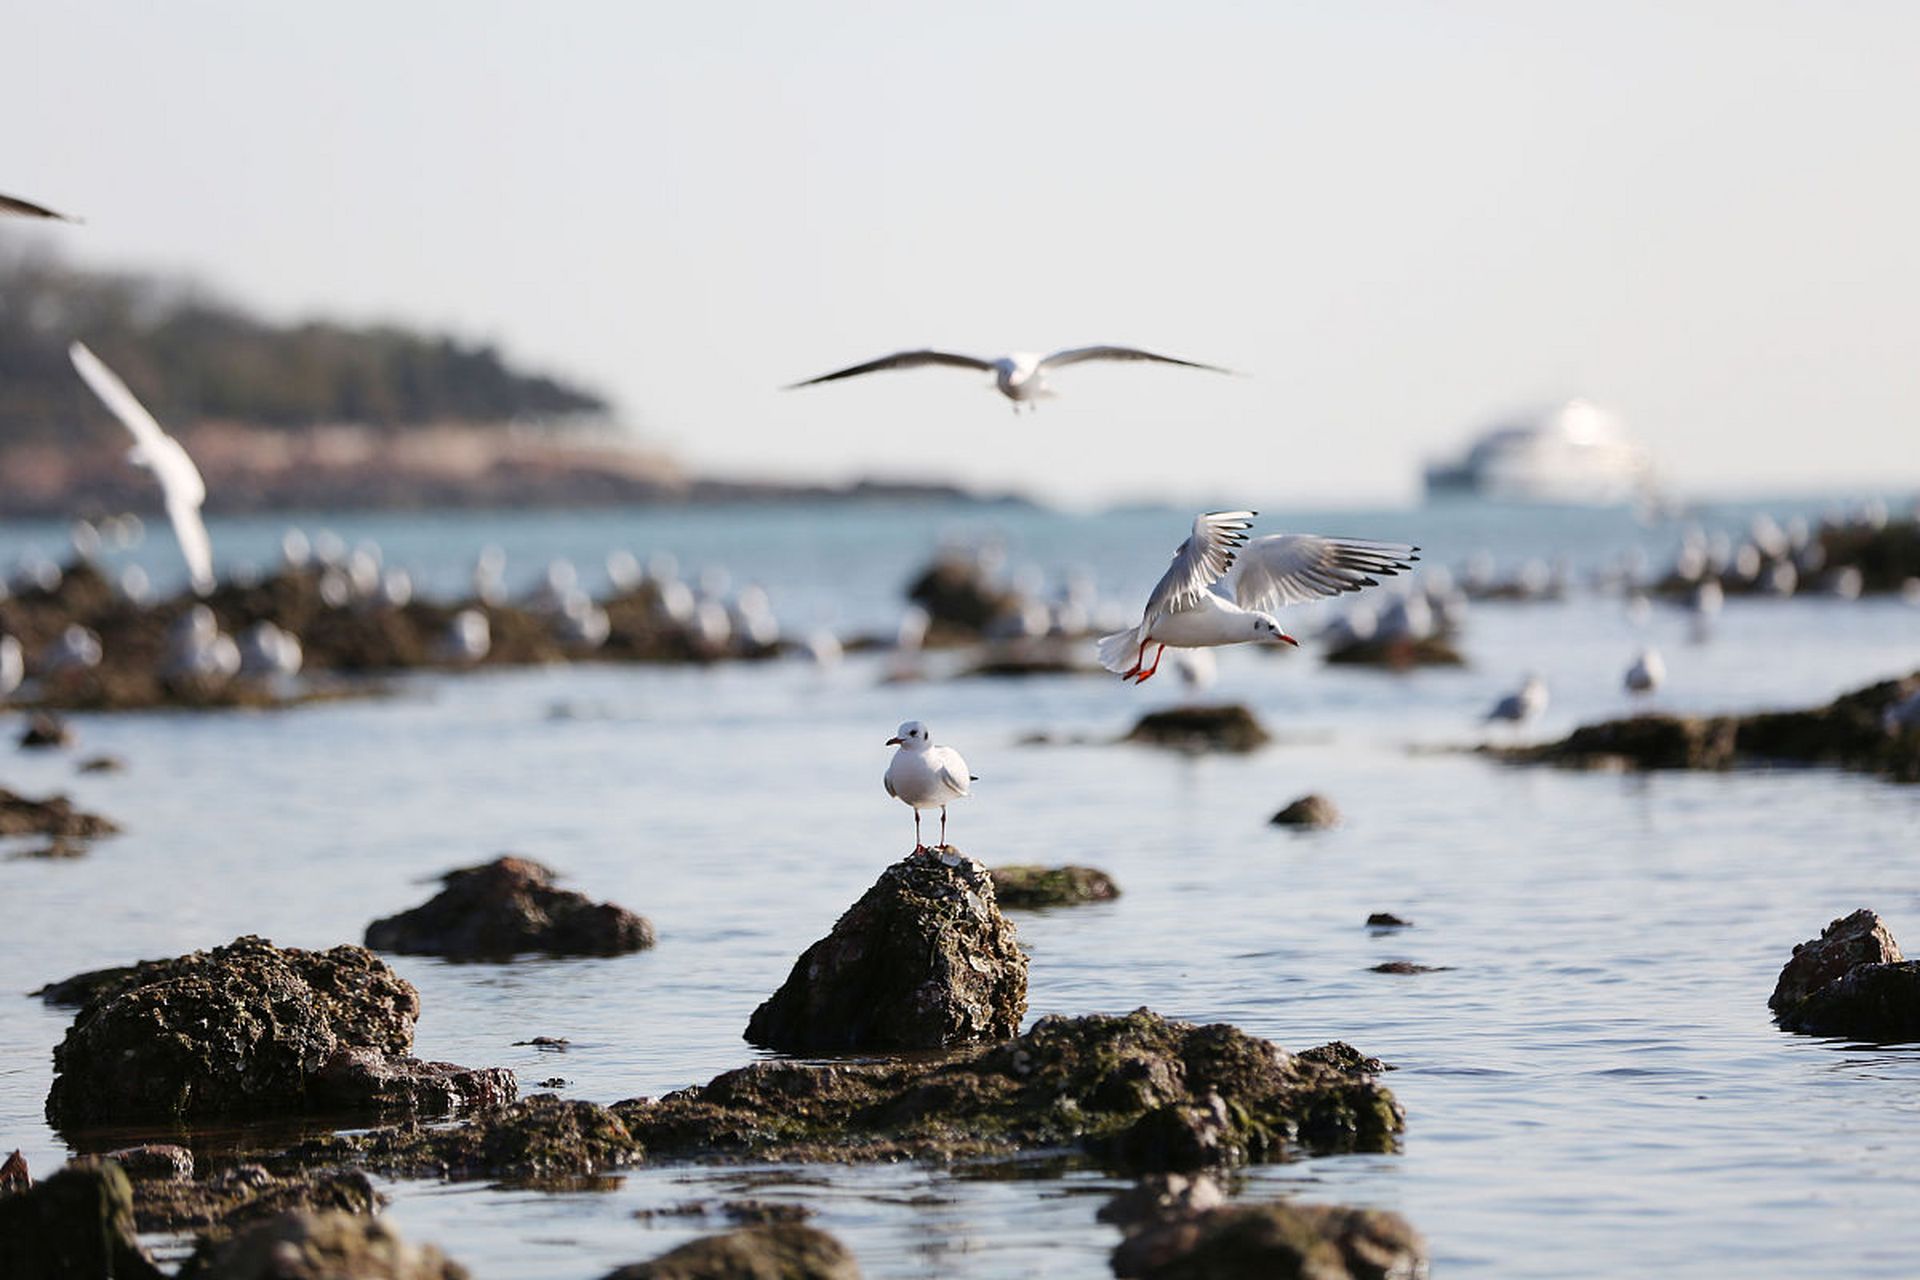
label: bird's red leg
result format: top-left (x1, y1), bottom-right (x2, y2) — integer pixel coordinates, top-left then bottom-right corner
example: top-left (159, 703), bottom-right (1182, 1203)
top-left (1134, 645), bottom-right (1166, 683)
top-left (939, 806), bottom-right (948, 849)
top-left (1121, 638), bottom-right (1148, 680)
top-left (914, 810), bottom-right (925, 853)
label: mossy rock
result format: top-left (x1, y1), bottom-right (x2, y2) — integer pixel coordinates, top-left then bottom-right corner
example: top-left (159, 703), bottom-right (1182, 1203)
top-left (989, 864), bottom-right (1120, 909)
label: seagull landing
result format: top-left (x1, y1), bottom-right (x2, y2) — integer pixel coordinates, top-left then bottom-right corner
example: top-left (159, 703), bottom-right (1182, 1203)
top-left (787, 345), bottom-right (1236, 412)
top-left (0, 191), bottom-right (82, 222)
top-left (1097, 511), bottom-right (1419, 683)
top-left (68, 342), bottom-right (216, 596)
top-left (883, 720), bottom-right (976, 853)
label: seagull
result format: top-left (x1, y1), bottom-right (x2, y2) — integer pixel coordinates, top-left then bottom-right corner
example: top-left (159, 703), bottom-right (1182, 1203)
top-left (1486, 674), bottom-right (1548, 727)
top-left (67, 342), bottom-right (215, 596)
top-left (0, 635), bottom-right (23, 698)
top-left (883, 720), bottom-right (976, 852)
top-left (787, 345), bottom-right (1235, 411)
top-left (1096, 511), bottom-right (1419, 683)
top-left (1624, 647), bottom-right (1665, 697)
top-left (0, 191), bottom-right (81, 222)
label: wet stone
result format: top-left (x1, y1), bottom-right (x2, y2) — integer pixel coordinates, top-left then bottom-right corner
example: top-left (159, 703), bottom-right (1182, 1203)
top-left (1370, 962), bottom-right (1450, 975)
top-left (0, 786), bottom-right (120, 839)
top-left (1270, 794), bottom-right (1340, 829)
top-left (1365, 913), bottom-right (1411, 928)
top-left (598, 1223), bottom-right (860, 1280)
top-left (184, 1209), bottom-right (469, 1280)
top-left (1125, 704), bottom-right (1272, 754)
top-left (989, 864), bottom-right (1121, 909)
top-left (1771, 909), bottom-right (1904, 1012)
top-left (744, 850), bottom-right (1027, 1053)
top-left (18, 712), bottom-right (74, 749)
top-left (1109, 1195), bottom-right (1429, 1280)
top-left (0, 1161), bottom-right (165, 1280)
top-left (364, 856), bottom-right (656, 960)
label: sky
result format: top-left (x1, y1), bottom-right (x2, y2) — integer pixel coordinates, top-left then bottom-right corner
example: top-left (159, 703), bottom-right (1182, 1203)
top-left (7, 1), bottom-right (1918, 508)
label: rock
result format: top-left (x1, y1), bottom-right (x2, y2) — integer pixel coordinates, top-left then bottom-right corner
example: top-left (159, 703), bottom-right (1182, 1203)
top-left (100, 1143), bottom-right (194, 1181)
top-left (18, 712), bottom-right (73, 749)
top-left (1125, 705), bottom-right (1271, 754)
top-left (301, 1094), bottom-right (641, 1184)
top-left (1369, 962), bottom-right (1450, 975)
top-left (1, 1148), bottom-right (27, 1194)
top-left (0, 786), bottom-right (118, 839)
top-left (1110, 1197), bottom-right (1428, 1280)
top-left (624, 1009), bottom-right (1402, 1172)
top-left (599, 1223), bottom-right (859, 1280)
top-left (7, 838), bottom-right (91, 860)
top-left (1771, 909), bottom-right (1904, 1012)
top-left (1323, 634), bottom-right (1465, 669)
top-left (989, 864), bottom-right (1121, 909)
top-left (77, 754), bottom-right (125, 773)
top-left (365, 856), bottom-right (656, 959)
top-left (129, 1164), bottom-right (377, 1239)
top-left (1270, 795), bottom-right (1339, 829)
top-left (185, 1210), bottom-right (468, 1280)
top-left (0, 1161), bottom-right (165, 1279)
top-left (44, 934), bottom-right (514, 1126)
top-left (1507, 673), bottom-right (1920, 783)
top-left (1779, 962), bottom-right (1920, 1041)
top-left (1365, 913), bottom-right (1411, 928)
top-left (1098, 1174), bottom-right (1228, 1231)
top-left (905, 555), bottom-right (1020, 640)
top-left (744, 850), bottom-right (1027, 1052)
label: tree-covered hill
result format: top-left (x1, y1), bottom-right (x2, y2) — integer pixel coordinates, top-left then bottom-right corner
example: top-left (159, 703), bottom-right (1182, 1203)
top-left (0, 238), bottom-right (609, 441)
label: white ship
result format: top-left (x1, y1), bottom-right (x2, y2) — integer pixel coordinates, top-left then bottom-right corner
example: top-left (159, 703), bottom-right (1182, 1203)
top-left (1424, 400), bottom-right (1655, 505)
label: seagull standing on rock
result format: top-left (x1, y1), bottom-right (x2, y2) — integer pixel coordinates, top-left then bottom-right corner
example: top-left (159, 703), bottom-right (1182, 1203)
top-left (1624, 648), bottom-right (1665, 697)
top-left (883, 720), bottom-right (976, 854)
top-left (1486, 674), bottom-right (1549, 728)
top-left (1098, 511), bottom-right (1419, 683)
top-left (788, 345), bottom-right (1236, 411)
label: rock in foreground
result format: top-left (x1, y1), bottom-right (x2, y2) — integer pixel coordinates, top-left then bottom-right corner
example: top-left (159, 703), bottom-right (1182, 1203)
top-left (1270, 794), bottom-right (1340, 829)
top-left (629, 1010), bottom-right (1401, 1173)
top-left (745, 850), bottom-right (1027, 1052)
top-left (45, 935), bottom-right (514, 1126)
top-left (600, 1224), bottom-right (860, 1280)
top-left (364, 856), bottom-right (655, 960)
top-left (1772, 910), bottom-right (1920, 1042)
top-left (990, 864), bottom-right (1121, 909)
top-left (1109, 1185), bottom-right (1428, 1280)
top-left (1505, 672), bottom-right (1920, 783)
top-left (185, 1210), bottom-right (469, 1280)
top-left (1125, 705), bottom-right (1271, 754)
top-left (0, 1162), bottom-right (164, 1280)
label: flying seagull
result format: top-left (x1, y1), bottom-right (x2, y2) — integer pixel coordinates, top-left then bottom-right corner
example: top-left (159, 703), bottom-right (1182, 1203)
top-left (884, 719), bottom-right (976, 852)
top-left (68, 341), bottom-right (216, 596)
top-left (0, 191), bottom-right (81, 222)
top-left (787, 345), bottom-right (1236, 411)
top-left (1098, 511), bottom-right (1419, 683)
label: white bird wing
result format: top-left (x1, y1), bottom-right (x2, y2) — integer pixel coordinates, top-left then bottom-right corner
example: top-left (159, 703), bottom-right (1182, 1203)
top-left (1227, 534), bottom-right (1419, 612)
top-left (883, 770), bottom-right (899, 798)
top-left (69, 341), bottom-right (216, 594)
top-left (1138, 511), bottom-right (1256, 628)
top-left (933, 748), bottom-right (972, 797)
top-left (1037, 345), bottom-right (1236, 375)
top-left (0, 191), bottom-right (80, 221)
top-left (786, 350), bottom-right (995, 388)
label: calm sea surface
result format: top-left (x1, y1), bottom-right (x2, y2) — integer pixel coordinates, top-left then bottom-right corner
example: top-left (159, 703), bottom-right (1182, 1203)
top-left (2, 497), bottom-right (1918, 1277)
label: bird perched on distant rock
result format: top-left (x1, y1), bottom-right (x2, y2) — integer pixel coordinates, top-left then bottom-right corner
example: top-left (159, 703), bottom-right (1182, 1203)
top-left (788, 345), bottom-right (1235, 411)
top-left (884, 720), bottom-right (976, 853)
top-left (1486, 674), bottom-right (1549, 727)
top-left (1098, 511), bottom-right (1419, 683)
top-left (1624, 648), bottom-right (1665, 696)
top-left (0, 635), bottom-right (23, 699)
top-left (68, 342), bottom-right (216, 596)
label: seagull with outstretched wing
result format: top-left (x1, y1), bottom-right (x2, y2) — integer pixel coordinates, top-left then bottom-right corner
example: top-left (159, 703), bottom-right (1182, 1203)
top-left (1097, 511), bottom-right (1419, 683)
top-left (0, 191), bottom-right (81, 222)
top-left (787, 344), bottom-right (1235, 411)
top-left (68, 342), bottom-right (215, 596)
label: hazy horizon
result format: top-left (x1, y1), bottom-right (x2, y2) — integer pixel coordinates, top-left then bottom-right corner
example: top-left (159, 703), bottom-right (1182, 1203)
top-left (10, 2), bottom-right (1918, 506)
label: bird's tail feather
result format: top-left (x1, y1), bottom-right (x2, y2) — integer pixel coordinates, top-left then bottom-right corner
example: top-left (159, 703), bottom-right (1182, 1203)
top-left (1096, 626), bottom-right (1143, 674)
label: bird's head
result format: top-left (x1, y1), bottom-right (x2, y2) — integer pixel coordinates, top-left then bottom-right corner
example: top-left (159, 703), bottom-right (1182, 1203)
top-left (887, 720), bottom-right (931, 748)
top-left (1252, 614), bottom-right (1298, 647)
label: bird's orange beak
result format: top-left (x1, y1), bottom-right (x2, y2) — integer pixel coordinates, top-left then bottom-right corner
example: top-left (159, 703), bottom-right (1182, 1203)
top-left (1276, 632), bottom-right (1299, 647)
top-left (885, 736), bottom-right (903, 745)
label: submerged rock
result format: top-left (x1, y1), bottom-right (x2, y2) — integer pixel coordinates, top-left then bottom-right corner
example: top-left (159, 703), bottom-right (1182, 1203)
top-left (94, 1143), bottom-right (193, 1182)
top-left (1109, 1193), bottom-right (1428, 1280)
top-left (745, 850), bottom-right (1027, 1052)
top-left (600, 1223), bottom-right (860, 1280)
top-left (1125, 705), bottom-right (1271, 754)
top-left (628, 1009), bottom-right (1402, 1173)
top-left (989, 864), bottom-right (1121, 909)
top-left (184, 1210), bottom-right (469, 1280)
top-left (1270, 794), bottom-right (1339, 829)
top-left (305, 1094), bottom-right (641, 1184)
top-left (1322, 634), bottom-right (1464, 669)
top-left (1370, 962), bottom-right (1450, 975)
top-left (44, 934), bottom-right (514, 1126)
top-left (17, 712), bottom-right (74, 749)
top-left (0, 786), bottom-right (120, 839)
top-left (1366, 913), bottom-right (1411, 928)
top-left (0, 1161), bottom-right (165, 1279)
top-left (129, 1164), bottom-right (376, 1240)
top-left (364, 856), bottom-right (655, 960)
top-left (1505, 672), bottom-right (1920, 783)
